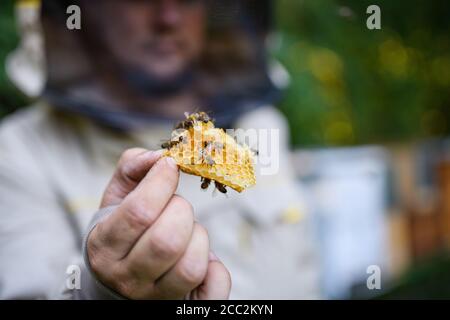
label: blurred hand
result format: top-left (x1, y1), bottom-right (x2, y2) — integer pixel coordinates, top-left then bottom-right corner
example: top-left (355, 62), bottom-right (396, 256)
top-left (87, 148), bottom-right (231, 299)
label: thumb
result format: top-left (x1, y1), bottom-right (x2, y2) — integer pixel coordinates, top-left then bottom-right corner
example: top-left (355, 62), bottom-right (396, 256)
top-left (101, 148), bottom-right (163, 208)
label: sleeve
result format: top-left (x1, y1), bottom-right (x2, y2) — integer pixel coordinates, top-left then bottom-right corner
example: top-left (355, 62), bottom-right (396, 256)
top-left (61, 206), bottom-right (126, 300)
top-left (0, 133), bottom-right (77, 299)
top-left (0, 121), bottom-right (121, 300)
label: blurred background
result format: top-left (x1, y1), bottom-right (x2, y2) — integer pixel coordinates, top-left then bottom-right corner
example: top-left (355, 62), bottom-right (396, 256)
top-left (1, 0), bottom-right (450, 298)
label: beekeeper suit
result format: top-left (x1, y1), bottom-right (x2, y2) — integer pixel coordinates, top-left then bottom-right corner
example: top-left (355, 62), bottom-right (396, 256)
top-left (0, 0), bottom-right (320, 299)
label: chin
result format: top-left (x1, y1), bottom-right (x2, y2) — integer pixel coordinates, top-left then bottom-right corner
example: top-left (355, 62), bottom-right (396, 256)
top-left (146, 65), bottom-right (186, 81)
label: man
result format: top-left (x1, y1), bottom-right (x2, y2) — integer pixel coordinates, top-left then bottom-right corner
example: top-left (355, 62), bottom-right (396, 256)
top-left (0, 0), bottom-right (320, 299)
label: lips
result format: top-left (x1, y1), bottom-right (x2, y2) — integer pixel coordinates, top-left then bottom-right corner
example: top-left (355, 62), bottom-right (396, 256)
top-left (147, 39), bottom-right (180, 55)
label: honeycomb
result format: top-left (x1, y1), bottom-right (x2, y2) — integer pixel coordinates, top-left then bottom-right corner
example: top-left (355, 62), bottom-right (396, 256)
top-left (163, 113), bottom-right (256, 193)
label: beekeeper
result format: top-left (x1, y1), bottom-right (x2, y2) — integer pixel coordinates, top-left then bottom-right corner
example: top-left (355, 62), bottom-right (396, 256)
top-left (0, 0), bottom-right (320, 299)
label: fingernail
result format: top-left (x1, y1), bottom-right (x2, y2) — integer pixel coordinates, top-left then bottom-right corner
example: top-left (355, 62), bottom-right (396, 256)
top-left (141, 150), bottom-right (162, 160)
top-left (165, 156), bottom-right (178, 169)
top-left (209, 251), bottom-right (220, 262)
top-left (142, 150), bottom-right (155, 157)
top-left (154, 149), bottom-right (166, 157)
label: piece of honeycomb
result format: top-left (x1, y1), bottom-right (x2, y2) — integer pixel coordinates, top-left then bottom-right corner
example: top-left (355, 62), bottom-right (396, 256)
top-left (162, 112), bottom-right (256, 193)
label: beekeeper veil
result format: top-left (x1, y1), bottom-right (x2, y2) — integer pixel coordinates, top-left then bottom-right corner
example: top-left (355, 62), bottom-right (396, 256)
top-left (40, 0), bottom-right (284, 129)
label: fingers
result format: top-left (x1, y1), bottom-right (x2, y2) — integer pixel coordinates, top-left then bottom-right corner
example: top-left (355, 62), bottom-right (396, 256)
top-left (101, 148), bottom-right (163, 208)
top-left (154, 223), bottom-right (209, 299)
top-left (124, 195), bottom-right (195, 282)
top-left (87, 147), bottom-right (232, 300)
top-left (90, 155), bottom-right (180, 260)
top-left (191, 257), bottom-right (232, 300)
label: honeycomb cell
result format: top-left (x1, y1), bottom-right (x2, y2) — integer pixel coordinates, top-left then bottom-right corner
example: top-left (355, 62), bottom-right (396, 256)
top-left (163, 117), bottom-right (256, 193)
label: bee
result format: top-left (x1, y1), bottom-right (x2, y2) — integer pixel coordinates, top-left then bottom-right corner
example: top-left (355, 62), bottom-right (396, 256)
top-left (175, 118), bottom-right (195, 130)
top-left (196, 111), bottom-right (213, 124)
top-left (203, 140), bottom-right (224, 154)
top-left (175, 111), bottom-right (214, 130)
top-left (203, 140), bottom-right (214, 152)
top-left (200, 177), bottom-right (211, 190)
top-left (214, 181), bottom-right (227, 194)
top-left (199, 141), bottom-right (216, 166)
top-left (161, 135), bottom-right (184, 149)
top-left (199, 151), bottom-right (215, 166)
top-left (200, 177), bottom-right (227, 194)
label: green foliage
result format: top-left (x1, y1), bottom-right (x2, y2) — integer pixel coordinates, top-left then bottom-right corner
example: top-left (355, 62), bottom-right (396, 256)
top-left (0, 0), bottom-right (28, 118)
top-left (275, 0), bottom-right (450, 146)
top-left (375, 251), bottom-right (450, 299)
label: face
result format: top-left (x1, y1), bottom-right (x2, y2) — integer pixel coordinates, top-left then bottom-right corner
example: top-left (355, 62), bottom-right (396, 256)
top-left (85, 0), bottom-right (207, 81)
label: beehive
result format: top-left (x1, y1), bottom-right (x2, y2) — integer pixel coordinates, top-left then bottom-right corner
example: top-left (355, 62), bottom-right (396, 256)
top-left (163, 115), bottom-right (256, 193)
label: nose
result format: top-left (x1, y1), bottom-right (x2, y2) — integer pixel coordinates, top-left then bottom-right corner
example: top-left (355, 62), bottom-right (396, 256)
top-left (155, 0), bottom-right (182, 28)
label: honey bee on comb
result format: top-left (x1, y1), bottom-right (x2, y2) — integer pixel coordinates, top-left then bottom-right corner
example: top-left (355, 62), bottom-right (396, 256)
top-left (200, 177), bottom-right (211, 190)
top-left (160, 135), bottom-right (184, 149)
top-left (162, 111), bottom-right (256, 194)
top-left (174, 111), bottom-right (214, 130)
